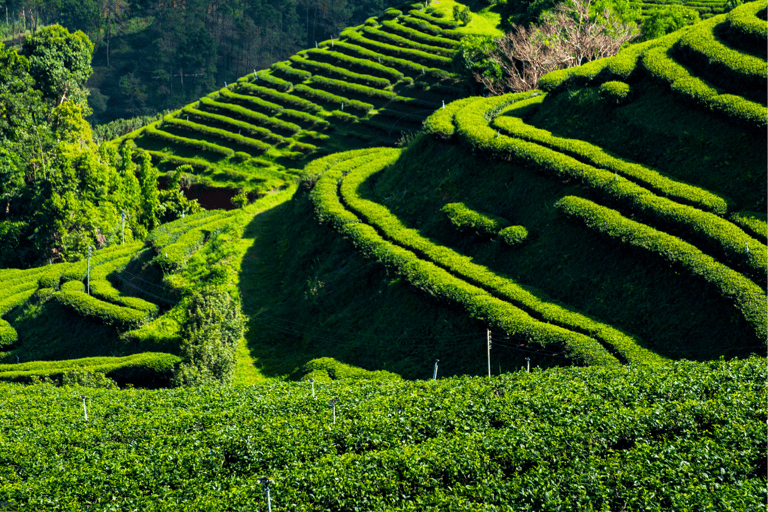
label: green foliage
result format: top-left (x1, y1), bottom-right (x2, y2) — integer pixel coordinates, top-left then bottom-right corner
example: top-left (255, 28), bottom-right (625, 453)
top-left (161, 116), bottom-right (272, 153)
top-left (642, 5), bottom-right (701, 40)
top-left (181, 105), bottom-right (286, 144)
top-left (556, 195), bottom-right (767, 341)
top-left (453, 5), bottom-right (472, 25)
top-left (441, 202), bottom-right (509, 236)
top-left (0, 358), bottom-right (763, 508)
top-left (499, 225), bottom-right (529, 246)
top-left (270, 61), bottom-right (313, 81)
top-left (237, 82), bottom-right (323, 113)
top-left (309, 75), bottom-right (398, 101)
top-left (61, 367), bottom-right (118, 389)
top-left (290, 54), bottom-right (392, 89)
top-left (304, 48), bottom-right (405, 82)
top-left (173, 287), bottom-right (247, 387)
top-left (340, 28), bottom-right (454, 68)
top-left (254, 70), bottom-right (293, 92)
top-left (723, 1), bottom-right (767, 50)
top-left (55, 288), bottom-right (148, 329)
top-left (0, 319), bottom-right (18, 347)
top-left (361, 25), bottom-right (455, 57)
top-left (409, 8), bottom-right (463, 29)
top-left (451, 35), bottom-right (501, 89)
top-left (423, 97), bottom-right (478, 138)
top-left (219, 88), bottom-right (284, 115)
top-left (293, 84), bottom-right (374, 113)
top-left (299, 357), bottom-right (401, 381)
top-left (598, 80), bottom-right (632, 104)
top-left (380, 19), bottom-right (459, 49)
top-left (145, 125), bottom-right (234, 156)
top-left (198, 97), bottom-right (301, 135)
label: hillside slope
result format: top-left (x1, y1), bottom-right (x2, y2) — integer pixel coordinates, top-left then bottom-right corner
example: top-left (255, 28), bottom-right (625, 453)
top-left (0, 3), bottom-right (765, 385)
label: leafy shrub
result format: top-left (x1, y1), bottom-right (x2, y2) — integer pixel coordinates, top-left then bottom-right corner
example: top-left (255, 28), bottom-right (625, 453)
top-left (305, 48), bottom-right (405, 82)
top-left (310, 75), bottom-right (397, 101)
top-left (280, 108), bottom-right (329, 127)
top-left (144, 126), bottom-right (234, 157)
top-left (0, 319), bottom-right (18, 347)
top-left (293, 84), bottom-right (373, 113)
top-left (452, 5), bottom-right (472, 25)
top-left (290, 54), bottom-right (392, 88)
top-left (61, 367), bottom-right (118, 389)
top-left (380, 20), bottom-right (458, 49)
top-left (556, 195), bottom-right (767, 341)
top-left (361, 26), bottom-right (454, 57)
top-left (254, 70), bottom-right (293, 92)
top-left (298, 357), bottom-right (401, 382)
top-left (723, 0), bottom-right (767, 51)
top-left (172, 287), bottom-right (247, 387)
top-left (270, 61), bottom-right (313, 81)
top-left (441, 202), bottom-right (508, 236)
top-left (219, 88), bottom-right (283, 115)
top-left (181, 106), bottom-right (286, 144)
top-left (408, 8), bottom-right (462, 28)
top-left (598, 80), bottom-right (632, 104)
top-left (499, 225), bottom-right (529, 246)
top-left (162, 117), bottom-right (271, 153)
top-left (55, 289), bottom-right (148, 329)
top-left (422, 97), bottom-right (476, 138)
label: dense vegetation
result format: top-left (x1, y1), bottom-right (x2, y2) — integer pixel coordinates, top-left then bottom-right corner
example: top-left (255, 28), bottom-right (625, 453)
top-left (0, 0), bottom-right (765, 507)
top-left (0, 358), bottom-right (764, 509)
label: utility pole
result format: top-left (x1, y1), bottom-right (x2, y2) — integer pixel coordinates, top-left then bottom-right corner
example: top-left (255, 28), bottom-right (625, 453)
top-left (525, 357), bottom-right (530, 373)
top-left (86, 246), bottom-right (92, 295)
top-left (432, 359), bottom-right (439, 380)
top-left (487, 329), bottom-right (492, 378)
top-left (121, 209), bottom-right (125, 246)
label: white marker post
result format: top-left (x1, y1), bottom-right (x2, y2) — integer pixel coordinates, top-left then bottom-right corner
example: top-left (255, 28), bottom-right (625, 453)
top-left (329, 399), bottom-right (337, 424)
top-left (81, 395), bottom-right (88, 421)
top-left (257, 478), bottom-right (272, 512)
top-left (432, 359), bottom-right (439, 380)
top-left (309, 378), bottom-right (315, 399)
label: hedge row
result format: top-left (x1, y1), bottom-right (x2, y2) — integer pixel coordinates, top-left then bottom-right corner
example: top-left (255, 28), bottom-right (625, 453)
top-left (556, 195), bottom-right (767, 341)
top-left (146, 210), bottom-right (225, 248)
top-left (1, 266), bottom-right (49, 290)
top-left (337, 153), bottom-right (661, 365)
top-left (0, 352), bottom-right (181, 387)
top-left (304, 48), bottom-right (405, 82)
top-left (389, 94), bottom-right (441, 110)
top-left (724, 1), bottom-right (767, 48)
top-left (290, 54), bottom-right (392, 89)
top-left (310, 150), bottom-right (619, 365)
top-left (360, 25), bottom-right (454, 58)
top-left (60, 243), bottom-right (144, 283)
top-left (380, 19), bottom-right (458, 49)
top-left (491, 102), bottom-right (732, 215)
top-left (199, 97), bottom-right (301, 134)
top-left (293, 84), bottom-right (373, 113)
top-left (401, 14), bottom-right (464, 40)
top-left (422, 97), bottom-right (477, 138)
top-left (641, 45), bottom-right (767, 129)
top-left (0, 288), bottom-right (36, 319)
top-left (456, 96), bottom-right (768, 282)
top-left (144, 125), bottom-right (234, 157)
top-left (0, 319), bottom-right (17, 347)
top-left (300, 147), bottom-right (385, 186)
top-left (280, 108), bottom-right (329, 127)
top-left (441, 202), bottom-right (510, 237)
top-left (729, 211), bottom-right (767, 245)
top-left (270, 61), bottom-right (313, 81)
top-left (309, 75), bottom-right (397, 101)
top-left (34, 263), bottom-right (73, 289)
top-left (181, 106), bottom-right (286, 144)
top-left (499, 225), bottom-right (529, 246)
top-left (0, 279), bottom-right (40, 303)
top-left (254, 70), bottom-right (293, 92)
top-left (329, 40), bottom-right (446, 77)
top-left (218, 88), bottom-right (283, 115)
top-left (87, 254), bottom-right (160, 316)
top-left (537, 29), bottom-right (688, 92)
top-left (162, 116), bottom-right (272, 153)
top-left (675, 15), bottom-right (766, 99)
top-left (339, 29), bottom-right (453, 68)
top-left (289, 140), bottom-right (318, 154)
top-left (407, 8), bottom-right (462, 29)
top-left (237, 82), bottom-right (323, 113)
top-left (55, 289), bottom-right (148, 329)
top-left (152, 215), bottom-right (235, 273)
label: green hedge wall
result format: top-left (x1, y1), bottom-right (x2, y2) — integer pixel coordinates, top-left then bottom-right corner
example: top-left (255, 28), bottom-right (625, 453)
top-left (162, 116), bottom-right (271, 152)
top-left (199, 97), bottom-right (301, 135)
top-left (407, 8), bottom-right (462, 29)
top-left (55, 289), bottom-right (148, 329)
top-left (401, 14), bottom-right (464, 40)
top-left (339, 29), bottom-right (453, 69)
top-left (181, 106), bottom-right (286, 144)
top-left (556, 195), bottom-right (767, 342)
top-left (336, 152), bottom-right (661, 365)
top-left (219, 88), bottom-right (284, 115)
top-left (380, 19), bottom-right (458, 49)
top-left (423, 97), bottom-right (479, 139)
top-left (0, 319), bottom-right (17, 347)
top-left (723, 1), bottom-right (767, 50)
top-left (144, 126), bottom-right (234, 157)
top-left (270, 61), bottom-right (313, 81)
top-left (491, 102), bottom-right (731, 215)
top-left (293, 84), bottom-right (373, 113)
top-left (290, 54), bottom-right (392, 89)
top-left (237, 82), bottom-right (323, 113)
top-left (441, 202), bottom-right (509, 237)
top-left (304, 48), bottom-right (405, 82)
top-left (456, 96), bottom-right (767, 284)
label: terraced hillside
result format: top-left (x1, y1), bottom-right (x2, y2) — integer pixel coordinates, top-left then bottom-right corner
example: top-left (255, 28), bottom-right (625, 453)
top-left (114, 3), bottom-right (473, 196)
top-left (0, 4), bottom-right (765, 385)
top-left (633, 0), bottom-right (730, 19)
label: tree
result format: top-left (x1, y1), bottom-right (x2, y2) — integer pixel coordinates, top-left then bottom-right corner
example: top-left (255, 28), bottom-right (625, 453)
top-left (22, 25), bottom-right (94, 113)
top-left (173, 287), bottom-right (247, 387)
top-left (476, 0), bottom-right (638, 94)
top-left (641, 6), bottom-right (700, 41)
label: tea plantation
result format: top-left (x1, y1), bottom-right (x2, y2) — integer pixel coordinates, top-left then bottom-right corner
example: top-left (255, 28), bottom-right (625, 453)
top-left (0, 0), bottom-right (765, 507)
